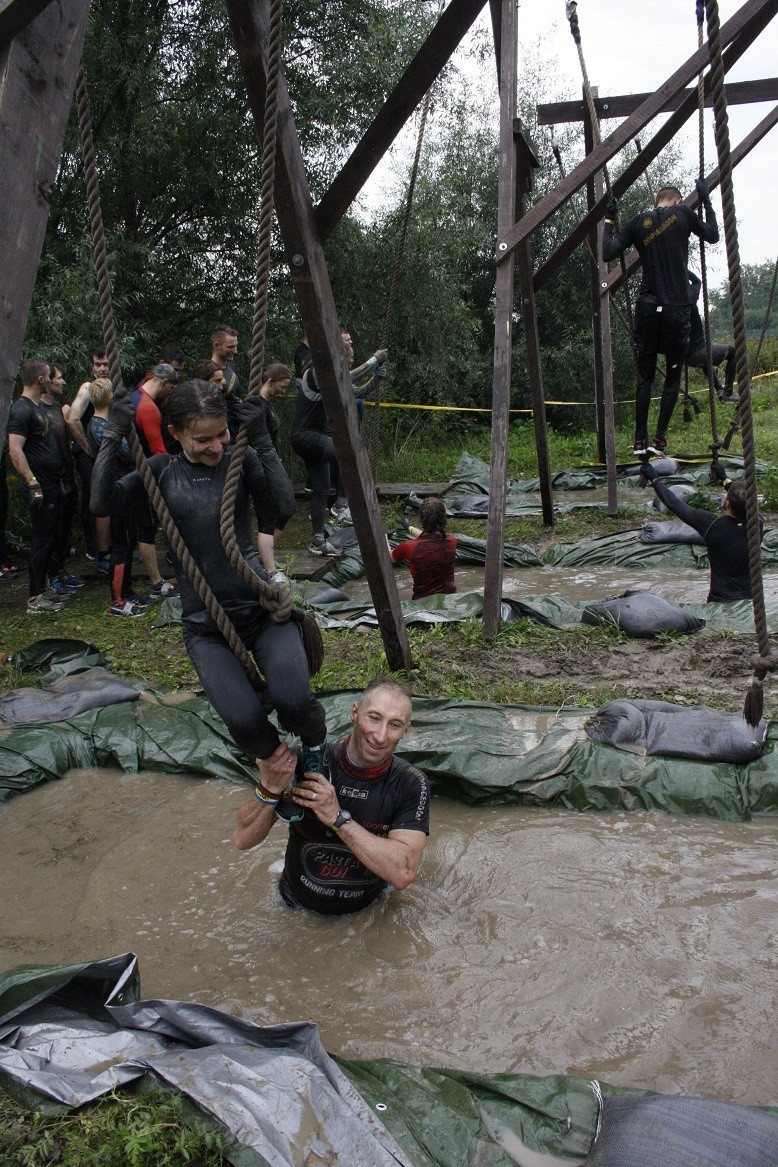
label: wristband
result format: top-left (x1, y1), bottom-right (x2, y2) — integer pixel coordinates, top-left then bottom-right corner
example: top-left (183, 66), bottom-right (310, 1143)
top-left (27, 477), bottom-right (38, 485)
top-left (253, 782), bottom-right (280, 807)
top-left (604, 219), bottom-right (616, 226)
top-left (367, 356), bottom-right (378, 370)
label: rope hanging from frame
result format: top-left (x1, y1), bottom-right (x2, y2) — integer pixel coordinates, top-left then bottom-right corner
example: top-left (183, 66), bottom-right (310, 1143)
top-left (703, 0), bottom-right (776, 725)
top-left (364, 85), bottom-right (433, 477)
top-left (75, 57), bottom-right (320, 696)
top-left (695, 0), bottom-right (722, 457)
top-left (565, 0), bottom-right (634, 336)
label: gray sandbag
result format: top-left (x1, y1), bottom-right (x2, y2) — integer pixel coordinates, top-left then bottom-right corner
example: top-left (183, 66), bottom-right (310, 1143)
top-left (640, 518), bottom-right (705, 545)
top-left (622, 457), bottom-right (680, 479)
top-left (327, 525), bottom-right (359, 549)
top-left (585, 698), bottom-right (767, 763)
top-left (581, 590), bottom-right (705, 638)
top-left (0, 666), bottom-right (141, 728)
top-left (652, 482), bottom-right (696, 512)
top-left (304, 583), bottom-right (352, 606)
top-left (448, 495), bottom-right (490, 514)
top-left (586, 1093), bottom-right (778, 1167)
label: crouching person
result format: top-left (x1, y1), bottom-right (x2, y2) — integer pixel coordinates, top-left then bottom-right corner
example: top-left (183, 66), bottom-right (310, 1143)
top-left (234, 677), bottom-right (430, 915)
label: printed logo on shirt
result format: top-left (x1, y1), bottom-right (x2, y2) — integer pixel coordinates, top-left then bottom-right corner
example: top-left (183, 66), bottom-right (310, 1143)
top-left (301, 843), bottom-right (374, 887)
top-left (338, 786), bottom-right (369, 800)
top-left (643, 217), bottom-right (653, 228)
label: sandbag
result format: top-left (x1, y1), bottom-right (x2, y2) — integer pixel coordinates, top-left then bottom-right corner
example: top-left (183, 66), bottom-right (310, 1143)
top-left (640, 518), bottom-right (705, 545)
top-left (0, 667), bottom-right (141, 728)
top-left (585, 698), bottom-right (767, 763)
top-left (586, 1094), bottom-right (778, 1167)
top-left (652, 483), bottom-right (696, 513)
top-left (303, 583), bottom-right (352, 606)
top-left (581, 591), bottom-right (705, 637)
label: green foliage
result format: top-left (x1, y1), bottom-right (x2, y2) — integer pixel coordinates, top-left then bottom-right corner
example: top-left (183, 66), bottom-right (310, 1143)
top-left (0, 1087), bottom-right (227, 1166)
top-left (761, 466), bottom-right (778, 510)
top-left (707, 259), bottom-right (778, 343)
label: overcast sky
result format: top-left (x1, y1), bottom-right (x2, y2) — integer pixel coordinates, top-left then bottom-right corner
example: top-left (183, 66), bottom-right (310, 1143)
top-left (510, 0), bottom-right (777, 286)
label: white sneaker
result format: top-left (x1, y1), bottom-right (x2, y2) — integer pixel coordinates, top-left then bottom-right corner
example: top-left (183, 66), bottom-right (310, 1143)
top-left (27, 593), bottom-right (64, 614)
top-left (268, 568), bottom-right (289, 585)
top-left (330, 504), bottom-right (352, 525)
top-left (308, 534), bottom-right (339, 556)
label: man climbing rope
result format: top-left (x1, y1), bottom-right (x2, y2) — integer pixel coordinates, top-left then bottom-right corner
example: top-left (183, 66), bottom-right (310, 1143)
top-left (233, 677), bottom-right (430, 916)
top-left (602, 181), bottom-right (719, 457)
top-left (642, 460), bottom-right (759, 602)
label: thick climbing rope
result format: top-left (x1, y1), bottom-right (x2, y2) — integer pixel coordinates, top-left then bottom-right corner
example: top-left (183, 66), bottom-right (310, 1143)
top-left (704, 0), bottom-right (776, 724)
top-left (76, 64), bottom-right (316, 694)
top-left (565, 1), bottom-right (635, 335)
top-left (214, 0), bottom-right (322, 672)
top-left (364, 85), bottom-right (433, 476)
top-left (695, 0), bottom-right (721, 456)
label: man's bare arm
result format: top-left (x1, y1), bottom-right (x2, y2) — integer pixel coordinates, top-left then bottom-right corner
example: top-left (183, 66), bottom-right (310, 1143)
top-left (66, 382), bottom-right (94, 454)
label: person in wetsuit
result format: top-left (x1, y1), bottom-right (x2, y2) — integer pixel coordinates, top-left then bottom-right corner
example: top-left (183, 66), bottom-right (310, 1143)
top-left (602, 181), bottom-right (719, 457)
top-left (390, 496), bottom-right (457, 600)
top-left (642, 460), bottom-right (759, 602)
top-left (91, 379), bottom-right (327, 793)
top-left (233, 677), bottom-right (430, 915)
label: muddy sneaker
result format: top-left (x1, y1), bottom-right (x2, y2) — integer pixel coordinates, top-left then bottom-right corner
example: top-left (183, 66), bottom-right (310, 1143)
top-left (59, 573), bottom-right (86, 589)
top-left (107, 599), bottom-right (148, 618)
top-left (127, 591), bottom-right (153, 608)
top-left (268, 568), bottom-right (289, 585)
top-left (632, 439), bottom-right (650, 458)
top-left (47, 577), bottom-right (77, 598)
top-left (27, 593), bottom-right (65, 614)
top-left (300, 738), bottom-right (330, 781)
top-left (308, 534), bottom-right (339, 556)
top-left (649, 435), bottom-right (669, 456)
top-left (330, 504), bottom-right (353, 525)
top-left (149, 579), bottom-right (178, 599)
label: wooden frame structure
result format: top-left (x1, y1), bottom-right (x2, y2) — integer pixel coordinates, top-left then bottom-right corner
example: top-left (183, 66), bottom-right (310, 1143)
top-left (1, 0), bottom-right (776, 658)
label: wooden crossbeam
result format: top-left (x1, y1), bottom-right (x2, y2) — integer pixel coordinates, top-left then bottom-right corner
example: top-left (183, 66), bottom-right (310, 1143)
top-left (531, 0), bottom-right (777, 291)
top-left (315, 0), bottom-right (486, 241)
top-left (0, 0), bottom-right (54, 49)
top-left (0, 0), bottom-right (90, 441)
top-left (225, 0), bottom-right (412, 673)
top-left (494, 0), bottom-right (778, 266)
top-left (538, 77), bottom-right (778, 126)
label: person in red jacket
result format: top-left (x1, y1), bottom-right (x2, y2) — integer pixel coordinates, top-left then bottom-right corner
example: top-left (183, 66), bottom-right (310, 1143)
top-left (390, 496), bottom-right (457, 600)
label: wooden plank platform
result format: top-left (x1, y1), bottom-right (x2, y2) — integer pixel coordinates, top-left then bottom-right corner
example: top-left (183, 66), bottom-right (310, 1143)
top-left (286, 549), bottom-right (341, 581)
top-left (293, 482), bottom-right (449, 501)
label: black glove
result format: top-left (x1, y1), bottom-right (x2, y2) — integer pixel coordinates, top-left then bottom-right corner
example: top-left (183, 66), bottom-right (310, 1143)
top-left (104, 387), bottom-right (134, 440)
top-left (640, 460), bottom-right (658, 482)
top-left (695, 176), bottom-right (713, 212)
top-left (239, 396), bottom-right (275, 455)
top-left (26, 479), bottom-right (44, 509)
top-left (605, 197), bottom-right (618, 223)
top-left (712, 461), bottom-right (731, 486)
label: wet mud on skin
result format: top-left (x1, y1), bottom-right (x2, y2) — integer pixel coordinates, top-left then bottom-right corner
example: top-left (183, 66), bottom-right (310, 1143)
top-left (1, 770), bottom-right (775, 1106)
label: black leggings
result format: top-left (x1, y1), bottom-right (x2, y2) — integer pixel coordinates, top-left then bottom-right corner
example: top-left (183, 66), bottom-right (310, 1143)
top-left (292, 430), bottom-right (341, 535)
top-left (27, 486), bottom-right (64, 597)
top-left (634, 299), bottom-right (691, 442)
top-left (183, 618), bottom-right (326, 760)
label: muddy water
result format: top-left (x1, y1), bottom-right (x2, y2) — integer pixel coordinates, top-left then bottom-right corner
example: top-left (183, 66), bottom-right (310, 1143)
top-left (1, 769), bottom-right (775, 1105)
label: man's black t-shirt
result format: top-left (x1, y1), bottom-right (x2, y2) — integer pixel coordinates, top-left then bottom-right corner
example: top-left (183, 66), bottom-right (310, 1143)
top-left (7, 396), bottom-right (66, 492)
top-left (280, 739), bottom-right (430, 915)
top-left (603, 204), bottom-right (719, 305)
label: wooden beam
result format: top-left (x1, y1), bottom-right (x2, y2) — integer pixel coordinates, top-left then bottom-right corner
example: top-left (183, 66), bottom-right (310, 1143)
top-left (538, 77), bottom-right (778, 126)
top-left (0, 0), bottom-right (55, 49)
top-left (225, 0), bottom-right (412, 674)
top-left (494, 0), bottom-right (778, 265)
top-left (604, 101), bottom-right (778, 295)
top-left (532, 3), bottom-right (775, 292)
top-left (0, 0), bottom-right (90, 442)
top-left (315, 0), bottom-right (486, 241)
top-left (483, 0), bottom-right (518, 639)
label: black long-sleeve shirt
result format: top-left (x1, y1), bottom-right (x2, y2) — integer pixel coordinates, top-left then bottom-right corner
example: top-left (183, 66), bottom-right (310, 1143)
top-left (651, 476), bottom-right (757, 602)
top-left (603, 204), bottom-right (719, 306)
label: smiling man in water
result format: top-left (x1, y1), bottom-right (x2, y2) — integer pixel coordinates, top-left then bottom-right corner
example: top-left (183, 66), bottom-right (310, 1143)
top-left (234, 677), bottom-right (430, 915)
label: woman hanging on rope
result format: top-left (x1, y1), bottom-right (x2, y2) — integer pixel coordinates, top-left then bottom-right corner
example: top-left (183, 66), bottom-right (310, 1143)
top-left (641, 460), bottom-right (761, 603)
top-left (91, 378), bottom-right (327, 797)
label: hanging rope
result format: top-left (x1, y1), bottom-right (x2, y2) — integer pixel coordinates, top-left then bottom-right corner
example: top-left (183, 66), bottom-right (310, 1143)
top-left (364, 86), bottom-right (433, 477)
top-left (565, 1), bottom-right (634, 335)
top-left (752, 254), bottom-right (778, 375)
top-left (695, 0), bottom-right (722, 458)
top-left (704, 0), bottom-right (776, 724)
top-left (76, 61), bottom-right (318, 695)
top-left (215, 0), bottom-right (322, 672)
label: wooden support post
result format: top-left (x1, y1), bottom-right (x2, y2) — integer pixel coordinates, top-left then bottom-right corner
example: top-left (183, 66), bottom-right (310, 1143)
top-left (583, 89), bottom-right (617, 514)
top-left (225, 0), bottom-right (412, 673)
top-left (585, 88), bottom-right (606, 466)
top-left (483, 0), bottom-right (517, 640)
top-left (0, 0), bottom-right (90, 441)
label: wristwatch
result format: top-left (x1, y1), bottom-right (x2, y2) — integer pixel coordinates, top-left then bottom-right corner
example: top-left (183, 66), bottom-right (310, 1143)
top-left (332, 809), bottom-right (352, 831)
